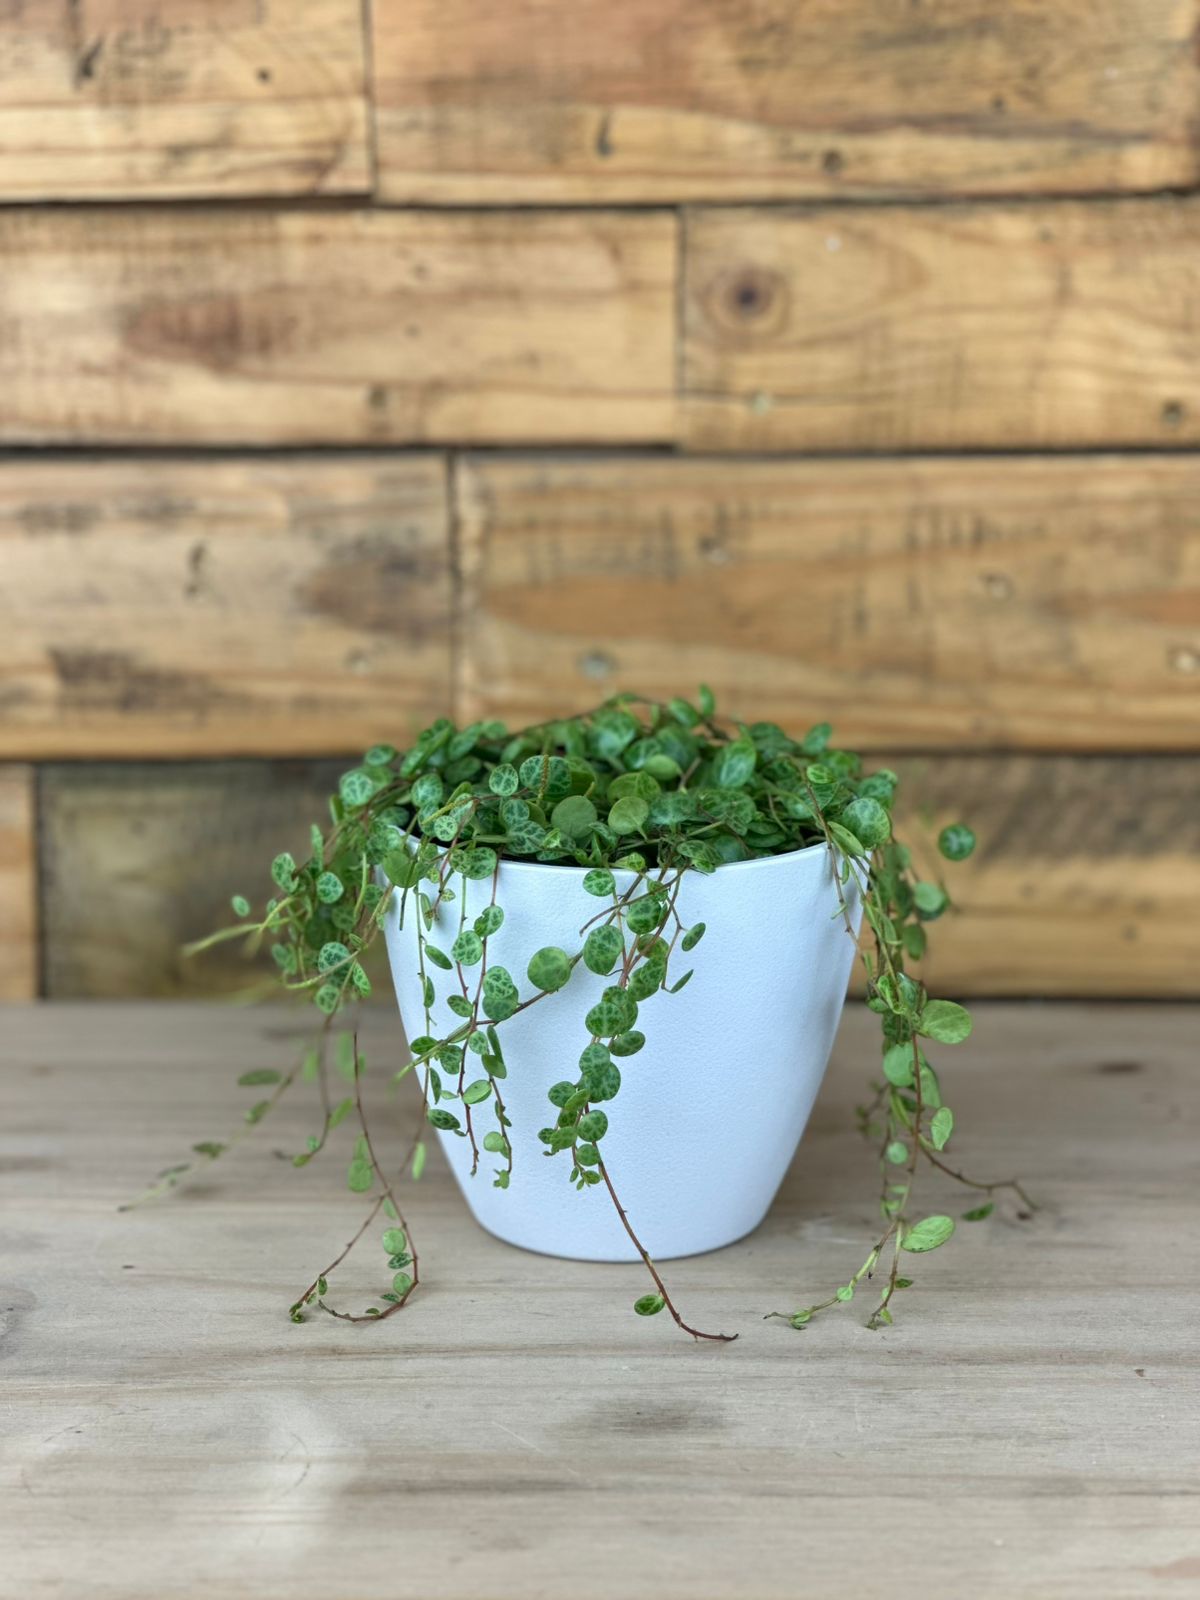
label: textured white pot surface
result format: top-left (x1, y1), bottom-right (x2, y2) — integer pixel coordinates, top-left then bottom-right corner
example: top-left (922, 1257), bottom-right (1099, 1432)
top-left (382, 844), bottom-right (863, 1262)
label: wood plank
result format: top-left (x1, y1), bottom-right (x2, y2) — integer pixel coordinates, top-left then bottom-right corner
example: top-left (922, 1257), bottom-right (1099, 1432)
top-left (37, 754), bottom-right (1200, 999)
top-left (0, 455), bottom-right (451, 759)
top-left (0, 209), bottom-right (676, 445)
top-left (683, 198), bottom-right (1200, 451)
top-left (871, 753), bottom-right (1200, 999)
top-left (3, 1000), bottom-right (1198, 1599)
top-left (0, 765), bottom-right (37, 1000)
top-left (372, 0), bottom-right (1200, 203)
top-left (0, 0), bottom-right (370, 199)
top-left (455, 453), bottom-right (1200, 751)
top-left (39, 760), bottom-right (347, 998)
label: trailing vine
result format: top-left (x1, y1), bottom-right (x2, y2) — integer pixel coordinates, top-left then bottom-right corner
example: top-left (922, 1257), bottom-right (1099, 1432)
top-left (145, 690), bottom-right (1031, 1340)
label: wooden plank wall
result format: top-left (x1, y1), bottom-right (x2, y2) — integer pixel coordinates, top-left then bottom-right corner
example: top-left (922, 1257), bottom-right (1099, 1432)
top-left (1, 0), bottom-right (1197, 1000)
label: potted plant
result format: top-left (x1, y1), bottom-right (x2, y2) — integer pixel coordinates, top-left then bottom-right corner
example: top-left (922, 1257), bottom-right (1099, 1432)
top-left (154, 690), bottom-right (1032, 1342)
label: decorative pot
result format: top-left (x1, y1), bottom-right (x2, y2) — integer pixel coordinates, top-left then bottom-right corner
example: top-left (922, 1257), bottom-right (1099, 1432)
top-left (382, 843), bottom-right (863, 1262)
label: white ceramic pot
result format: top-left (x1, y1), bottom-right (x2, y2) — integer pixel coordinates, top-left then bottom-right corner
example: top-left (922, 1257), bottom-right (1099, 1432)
top-left (382, 843), bottom-right (863, 1262)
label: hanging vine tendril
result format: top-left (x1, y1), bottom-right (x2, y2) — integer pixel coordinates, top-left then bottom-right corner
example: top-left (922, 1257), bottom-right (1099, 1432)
top-left (138, 689), bottom-right (1031, 1340)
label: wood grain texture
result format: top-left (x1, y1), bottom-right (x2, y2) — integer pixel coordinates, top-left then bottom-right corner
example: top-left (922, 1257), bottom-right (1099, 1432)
top-left (0, 455), bottom-right (451, 758)
top-left (874, 753), bottom-right (1200, 999)
top-left (38, 760), bottom-right (347, 999)
top-left (0, 765), bottom-right (37, 1000)
top-left (0, 0), bottom-right (369, 199)
top-left (36, 755), bottom-right (1200, 999)
top-left (372, 0), bottom-right (1200, 203)
top-left (455, 453), bottom-right (1200, 750)
top-left (684, 198), bottom-right (1200, 451)
top-left (3, 1000), bottom-right (1198, 1598)
top-left (0, 208), bottom-right (676, 445)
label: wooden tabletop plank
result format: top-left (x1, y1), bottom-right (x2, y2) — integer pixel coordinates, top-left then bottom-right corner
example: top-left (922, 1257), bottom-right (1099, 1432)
top-left (0, 454), bottom-right (452, 759)
top-left (683, 198), bottom-right (1200, 451)
top-left (0, 208), bottom-right (676, 446)
top-left (0, 0), bottom-right (370, 200)
top-left (3, 1001), bottom-right (1197, 1597)
top-left (456, 452), bottom-right (1200, 751)
top-left (372, 0), bottom-right (1200, 203)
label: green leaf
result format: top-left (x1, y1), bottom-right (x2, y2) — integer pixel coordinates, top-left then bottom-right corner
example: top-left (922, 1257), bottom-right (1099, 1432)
top-left (585, 986), bottom-right (638, 1037)
top-left (626, 894), bottom-right (667, 934)
top-left (913, 881), bottom-right (949, 920)
top-left (427, 1108), bottom-right (461, 1132)
top-left (314, 984), bottom-right (341, 1015)
top-left (840, 796), bottom-right (891, 848)
top-left (633, 1294), bottom-right (665, 1317)
top-left (339, 768), bottom-right (378, 808)
top-left (392, 1272), bottom-right (413, 1296)
top-left (828, 822), bottom-right (867, 857)
top-left (584, 924), bottom-right (624, 975)
top-left (230, 894), bottom-right (251, 918)
top-left (481, 966), bottom-right (519, 1021)
top-left (451, 929), bottom-right (484, 966)
top-left (412, 1142), bottom-right (427, 1181)
top-left (317, 941), bottom-right (351, 974)
top-left (930, 1106), bottom-right (954, 1150)
top-left (918, 999), bottom-right (973, 1044)
top-left (527, 946), bottom-right (573, 993)
top-left (835, 1285), bottom-right (854, 1302)
top-left (712, 739), bottom-right (756, 788)
top-left (681, 922), bottom-right (706, 952)
top-left (316, 872), bottom-right (345, 905)
top-left (551, 794), bottom-right (598, 839)
top-left (488, 763), bottom-right (519, 797)
top-left (608, 796), bottom-right (649, 835)
top-left (962, 1202), bottom-right (994, 1222)
top-left (578, 1110), bottom-right (608, 1141)
top-left (938, 823), bottom-right (976, 862)
top-left (347, 1159), bottom-right (373, 1193)
top-left (698, 683), bottom-right (715, 717)
top-left (610, 1029), bottom-right (645, 1057)
top-left (583, 867), bottom-right (615, 898)
top-left (463, 1079), bottom-right (493, 1106)
top-left (424, 944), bottom-right (453, 971)
top-left (271, 852), bottom-right (297, 889)
top-left (881, 1043), bottom-right (915, 1087)
top-left (628, 960), bottom-right (665, 1002)
top-left (581, 1055), bottom-right (621, 1102)
top-left (482, 1131), bottom-right (509, 1155)
top-left (885, 1140), bottom-right (908, 1164)
top-left (237, 1069), bottom-right (282, 1087)
top-left (474, 904), bottom-right (505, 938)
top-left (382, 1227), bottom-right (407, 1255)
top-left (902, 1215), bottom-right (956, 1253)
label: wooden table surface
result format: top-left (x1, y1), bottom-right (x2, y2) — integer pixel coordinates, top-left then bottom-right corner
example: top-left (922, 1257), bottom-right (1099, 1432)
top-left (2, 1001), bottom-right (1196, 1599)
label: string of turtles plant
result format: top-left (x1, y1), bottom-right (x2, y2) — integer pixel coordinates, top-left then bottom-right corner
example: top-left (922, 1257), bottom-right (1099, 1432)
top-left (138, 690), bottom-right (1033, 1342)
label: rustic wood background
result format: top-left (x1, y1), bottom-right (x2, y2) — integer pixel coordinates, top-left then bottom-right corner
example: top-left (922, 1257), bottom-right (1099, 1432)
top-left (2, 1), bottom-right (1197, 999)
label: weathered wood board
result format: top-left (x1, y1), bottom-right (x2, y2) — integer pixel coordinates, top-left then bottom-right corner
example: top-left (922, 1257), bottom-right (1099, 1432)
top-left (0, 0), bottom-right (370, 199)
top-left (373, 0), bottom-right (1200, 202)
top-left (3, 1001), bottom-right (1198, 1598)
top-left (0, 208), bottom-right (676, 445)
top-left (455, 453), bottom-right (1200, 750)
top-left (38, 760), bottom-right (346, 999)
top-left (36, 754), bottom-right (1200, 999)
top-left (876, 753), bottom-right (1200, 999)
top-left (683, 199), bottom-right (1200, 451)
top-left (0, 765), bottom-right (37, 1000)
top-left (0, 455), bottom-right (451, 758)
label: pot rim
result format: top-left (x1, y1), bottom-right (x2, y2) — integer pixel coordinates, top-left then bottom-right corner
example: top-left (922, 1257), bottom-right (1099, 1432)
top-left (486, 837), bottom-right (832, 879)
